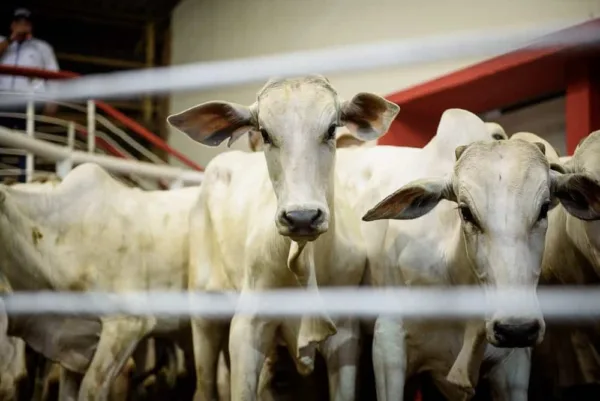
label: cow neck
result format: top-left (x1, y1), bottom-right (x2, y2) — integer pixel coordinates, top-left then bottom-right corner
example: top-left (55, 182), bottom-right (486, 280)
top-left (545, 207), bottom-right (600, 285)
top-left (0, 190), bottom-right (56, 290)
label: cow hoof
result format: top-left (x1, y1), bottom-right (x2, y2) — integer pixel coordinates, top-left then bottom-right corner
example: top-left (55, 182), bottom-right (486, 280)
top-left (446, 373), bottom-right (475, 396)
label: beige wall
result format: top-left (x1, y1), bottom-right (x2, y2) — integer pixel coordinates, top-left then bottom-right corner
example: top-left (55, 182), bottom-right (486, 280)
top-left (489, 97), bottom-right (567, 156)
top-left (169, 0), bottom-right (600, 168)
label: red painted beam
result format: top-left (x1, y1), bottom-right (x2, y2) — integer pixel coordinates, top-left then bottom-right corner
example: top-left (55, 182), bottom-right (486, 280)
top-left (383, 18), bottom-right (600, 148)
top-left (0, 64), bottom-right (78, 79)
top-left (387, 48), bottom-right (560, 110)
top-left (565, 58), bottom-right (600, 155)
top-left (379, 111), bottom-right (437, 147)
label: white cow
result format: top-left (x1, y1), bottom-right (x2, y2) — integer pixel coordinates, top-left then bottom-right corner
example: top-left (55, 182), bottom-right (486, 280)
top-left (167, 75), bottom-right (399, 401)
top-left (336, 111), bottom-right (600, 401)
top-left (0, 275), bottom-right (27, 401)
top-left (0, 178), bottom-right (61, 401)
top-left (0, 163), bottom-right (199, 401)
top-left (510, 132), bottom-right (560, 164)
top-left (0, 175), bottom-right (158, 401)
top-left (210, 110), bottom-right (510, 401)
top-left (485, 122), bottom-right (508, 140)
top-left (526, 130), bottom-right (600, 401)
top-left (237, 115), bottom-right (508, 400)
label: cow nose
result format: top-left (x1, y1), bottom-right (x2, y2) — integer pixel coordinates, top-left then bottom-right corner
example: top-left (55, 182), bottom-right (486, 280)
top-left (493, 320), bottom-right (540, 348)
top-left (281, 209), bottom-right (323, 231)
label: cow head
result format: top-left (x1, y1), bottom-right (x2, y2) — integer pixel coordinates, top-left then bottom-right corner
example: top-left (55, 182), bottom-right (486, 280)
top-left (363, 134), bottom-right (600, 348)
top-left (510, 132), bottom-right (561, 164)
top-left (168, 75), bottom-right (399, 241)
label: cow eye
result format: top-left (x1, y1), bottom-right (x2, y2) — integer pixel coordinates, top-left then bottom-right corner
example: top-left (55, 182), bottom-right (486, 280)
top-left (537, 201), bottom-right (550, 222)
top-left (325, 124), bottom-right (337, 141)
top-left (260, 128), bottom-right (271, 145)
top-left (459, 204), bottom-right (479, 228)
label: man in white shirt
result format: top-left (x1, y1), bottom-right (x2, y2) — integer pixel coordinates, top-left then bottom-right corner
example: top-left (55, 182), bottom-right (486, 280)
top-left (0, 7), bottom-right (60, 181)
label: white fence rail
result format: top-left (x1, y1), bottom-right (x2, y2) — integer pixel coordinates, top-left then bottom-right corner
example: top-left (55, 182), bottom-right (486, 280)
top-left (0, 20), bottom-right (589, 104)
top-left (0, 91), bottom-right (204, 188)
top-left (0, 127), bottom-right (204, 186)
top-left (2, 287), bottom-right (600, 319)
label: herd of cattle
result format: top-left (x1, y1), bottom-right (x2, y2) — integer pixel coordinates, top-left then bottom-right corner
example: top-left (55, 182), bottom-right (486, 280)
top-left (0, 74), bottom-right (600, 401)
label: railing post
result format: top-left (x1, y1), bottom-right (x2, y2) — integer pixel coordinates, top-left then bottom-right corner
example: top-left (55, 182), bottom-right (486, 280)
top-left (144, 21), bottom-right (156, 125)
top-left (56, 121), bottom-right (75, 179)
top-left (25, 98), bottom-right (35, 182)
top-left (87, 100), bottom-right (96, 153)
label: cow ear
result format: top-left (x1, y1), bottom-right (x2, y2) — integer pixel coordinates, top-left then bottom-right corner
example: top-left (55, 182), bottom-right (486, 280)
top-left (341, 93), bottom-right (400, 142)
top-left (335, 133), bottom-right (366, 148)
top-left (547, 163), bottom-right (567, 210)
top-left (552, 172), bottom-right (600, 221)
top-left (485, 122), bottom-right (507, 140)
top-left (455, 144), bottom-right (470, 161)
top-left (533, 142), bottom-right (546, 155)
top-left (248, 130), bottom-right (263, 152)
top-left (168, 101), bottom-right (257, 148)
top-left (363, 177), bottom-right (455, 221)
top-left (550, 162), bottom-right (567, 175)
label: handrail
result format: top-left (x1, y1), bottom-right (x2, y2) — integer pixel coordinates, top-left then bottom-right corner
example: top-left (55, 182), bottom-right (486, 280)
top-left (0, 111), bottom-right (171, 189)
top-left (0, 64), bottom-right (204, 171)
top-left (0, 127), bottom-right (204, 185)
top-left (1, 92), bottom-right (166, 165)
top-left (0, 111), bottom-right (127, 158)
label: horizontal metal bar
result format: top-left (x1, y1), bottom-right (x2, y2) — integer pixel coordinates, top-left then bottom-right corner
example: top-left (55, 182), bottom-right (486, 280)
top-left (1, 287), bottom-right (599, 320)
top-left (0, 127), bottom-right (203, 185)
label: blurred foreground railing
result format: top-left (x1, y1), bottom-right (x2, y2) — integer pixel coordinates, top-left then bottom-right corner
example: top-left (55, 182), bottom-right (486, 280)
top-left (1, 287), bottom-right (600, 320)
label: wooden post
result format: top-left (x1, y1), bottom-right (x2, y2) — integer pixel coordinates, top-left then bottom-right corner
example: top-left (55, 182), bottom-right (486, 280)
top-left (564, 57), bottom-right (600, 155)
top-left (143, 21), bottom-right (156, 125)
top-left (155, 24), bottom-right (172, 162)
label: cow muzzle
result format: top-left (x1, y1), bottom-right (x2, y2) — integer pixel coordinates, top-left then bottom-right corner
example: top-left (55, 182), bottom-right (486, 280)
top-left (277, 207), bottom-right (328, 240)
top-left (487, 318), bottom-right (544, 348)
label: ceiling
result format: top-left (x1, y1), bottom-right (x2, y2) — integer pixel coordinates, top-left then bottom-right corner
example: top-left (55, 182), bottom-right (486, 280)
top-left (0, 0), bottom-right (185, 137)
top-left (1, 0), bottom-right (183, 74)
top-left (1, 0), bottom-right (183, 24)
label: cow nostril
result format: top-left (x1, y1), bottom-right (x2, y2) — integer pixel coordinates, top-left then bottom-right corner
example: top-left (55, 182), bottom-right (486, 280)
top-left (312, 209), bottom-right (323, 224)
top-left (522, 321), bottom-right (541, 337)
top-left (493, 322), bottom-right (506, 338)
top-left (494, 320), bottom-right (541, 344)
top-left (281, 209), bottom-right (323, 230)
top-left (281, 211), bottom-right (294, 227)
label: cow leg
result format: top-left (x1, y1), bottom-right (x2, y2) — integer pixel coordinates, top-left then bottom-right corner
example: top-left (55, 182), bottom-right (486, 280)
top-left (373, 317), bottom-right (406, 401)
top-left (487, 348), bottom-right (531, 401)
top-left (58, 368), bottom-right (82, 401)
top-left (78, 317), bottom-right (154, 401)
top-left (190, 318), bottom-right (228, 401)
top-left (446, 320), bottom-right (486, 395)
top-left (229, 315), bottom-right (277, 401)
top-left (216, 350), bottom-right (231, 401)
top-left (319, 317), bottom-right (360, 401)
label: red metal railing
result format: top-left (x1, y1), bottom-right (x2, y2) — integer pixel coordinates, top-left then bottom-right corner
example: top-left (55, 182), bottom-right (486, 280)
top-left (0, 64), bottom-right (204, 171)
